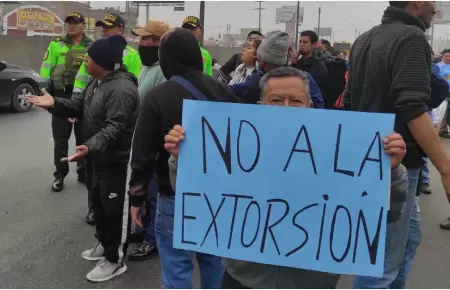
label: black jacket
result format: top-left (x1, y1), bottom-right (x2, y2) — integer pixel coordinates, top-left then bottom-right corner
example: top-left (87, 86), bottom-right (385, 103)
top-left (219, 53), bottom-right (242, 80)
top-left (344, 6), bottom-right (431, 168)
top-left (50, 68), bottom-right (140, 164)
top-left (292, 50), bottom-right (328, 94)
top-left (128, 28), bottom-right (237, 207)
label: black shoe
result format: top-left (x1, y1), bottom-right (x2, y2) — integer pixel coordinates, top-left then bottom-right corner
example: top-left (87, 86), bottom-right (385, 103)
top-left (86, 209), bottom-right (96, 226)
top-left (420, 183), bottom-right (432, 195)
top-left (129, 244), bottom-right (158, 261)
top-left (77, 174), bottom-right (86, 184)
top-left (128, 232), bottom-right (144, 244)
top-left (439, 131), bottom-right (450, 139)
top-left (440, 217), bottom-right (450, 230)
top-left (51, 178), bottom-right (64, 192)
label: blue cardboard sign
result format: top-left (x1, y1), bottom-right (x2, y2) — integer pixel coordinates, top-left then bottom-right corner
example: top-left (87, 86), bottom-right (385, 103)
top-left (174, 100), bottom-right (395, 277)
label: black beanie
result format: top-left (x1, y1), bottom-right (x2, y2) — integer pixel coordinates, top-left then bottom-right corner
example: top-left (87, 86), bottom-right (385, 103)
top-left (88, 35), bottom-right (127, 71)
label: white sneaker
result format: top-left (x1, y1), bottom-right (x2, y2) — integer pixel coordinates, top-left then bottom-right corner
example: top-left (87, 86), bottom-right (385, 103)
top-left (82, 242), bottom-right (105, 261)
top-left (86, 259), bottom-right (127, 282)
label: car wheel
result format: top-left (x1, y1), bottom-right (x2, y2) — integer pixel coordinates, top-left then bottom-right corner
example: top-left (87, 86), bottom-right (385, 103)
top-left (11, 83), bottom-right (34, 112)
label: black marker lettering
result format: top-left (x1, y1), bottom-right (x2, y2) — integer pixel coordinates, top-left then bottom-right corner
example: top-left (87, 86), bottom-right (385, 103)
top-left (200, 194), bottom-right (226, 247)
top-left (202, 116), bottom-right (232, 174)
top-left (358, 131), bottom-right (383, 180)
top-left (223, 194), bottom-right (254, 249)
top-left (240, 201), bottom-right (261, 248)
top-left (182, 192), bottom-right (201, 245)
top-left (237, 120), bottom-right (261, 173)
top-left (329, 205), bottom-right (352, 263)
top-left (334, 124), bottom-right (355, 177)
top-left (260, 199), bottom-right (290, 255)
top-left (283, 125), bottom-right (317, 174)
top-left (316, 194), bottom-right (329, 260)
top-left (352, 206), bottom-right (384, 265)
top-left (285, 203), bottom-right (319, 257)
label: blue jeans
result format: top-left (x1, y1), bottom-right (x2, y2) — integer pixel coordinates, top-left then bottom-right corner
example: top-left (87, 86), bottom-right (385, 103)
top-left (136, 178), bottom-right (158, 246)
top-left (353, 168), bottom-right (422, 289)
top-left (421, 158), bottom-right (430, 184)
top-left (155, 194), bottom-right (224, 289)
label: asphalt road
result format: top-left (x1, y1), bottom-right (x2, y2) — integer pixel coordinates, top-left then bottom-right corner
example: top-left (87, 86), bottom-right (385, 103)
top-left (1, 107), bottom-right (450, 288)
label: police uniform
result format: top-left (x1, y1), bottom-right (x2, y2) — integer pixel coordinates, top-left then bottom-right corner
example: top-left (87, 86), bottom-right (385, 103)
top-left (73, 13), bottom-right (141, 94)
top-left (39, 12), bottom-right (93, 191)
top-left (181, 16), bottom-right (213, 76)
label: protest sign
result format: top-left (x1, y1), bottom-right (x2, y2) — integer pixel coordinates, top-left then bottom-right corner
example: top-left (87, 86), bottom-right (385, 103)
top-left (173, 100), bottom-right (395, 277)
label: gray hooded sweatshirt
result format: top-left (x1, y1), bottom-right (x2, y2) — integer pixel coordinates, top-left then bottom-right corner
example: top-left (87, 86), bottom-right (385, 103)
top-left (168, 155), bottom-right (408, 289)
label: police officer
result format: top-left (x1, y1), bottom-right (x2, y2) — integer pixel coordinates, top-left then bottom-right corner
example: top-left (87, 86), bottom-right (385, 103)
top-left (181, 16), bottom-right (213, 76)
top-left (73, 13), bottom-right (141, 94)
top-left (74, 13), bottom-right (141, 226)
top-left (40, 12), bottom-right (93, 192)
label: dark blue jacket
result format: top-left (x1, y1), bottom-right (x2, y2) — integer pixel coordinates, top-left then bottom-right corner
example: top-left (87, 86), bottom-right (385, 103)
top-left (232, 70), bottom-right (325, 108)
top-left (430, 63), bottom-right (449, 109)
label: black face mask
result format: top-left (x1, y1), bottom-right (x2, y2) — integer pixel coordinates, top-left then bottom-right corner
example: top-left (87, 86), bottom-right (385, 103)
top-left (139, 45), bottom-right (159, 66)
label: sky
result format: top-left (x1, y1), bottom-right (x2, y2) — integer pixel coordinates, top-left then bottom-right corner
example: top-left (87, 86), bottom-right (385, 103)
top-left (89, 1), bottom-right (450, 48)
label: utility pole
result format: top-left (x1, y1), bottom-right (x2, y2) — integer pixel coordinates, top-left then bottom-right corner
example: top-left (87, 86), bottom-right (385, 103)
top-left (226, 24), bottom-right (231, 36)
top-left (199, 1), bottom-right (205, 46)
top-left (294, 1), bottom-right (300, 50)
top-left (145, 3), bottom-right (150, 22)
top-left (317, 6), bottom-right (321, 38)
top-left (258, 1), bottom-right (262, 32)
top-left (126, 1), bottom-right (131, 38)
top-left (251, 1), bottom-right (265, 33)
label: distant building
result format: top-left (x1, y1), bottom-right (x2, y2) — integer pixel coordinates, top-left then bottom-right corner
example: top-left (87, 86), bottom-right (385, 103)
top-left (1, 4), bottom-right (64, 36)
top-left (0, 1), bottom-right (138, 38)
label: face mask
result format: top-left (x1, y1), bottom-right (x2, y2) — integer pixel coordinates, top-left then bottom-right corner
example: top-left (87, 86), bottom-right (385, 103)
top-left (138, 45), bottom-right (159, 66)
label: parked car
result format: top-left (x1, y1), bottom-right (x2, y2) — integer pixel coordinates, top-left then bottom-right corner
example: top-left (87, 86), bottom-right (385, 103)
top-left (0, 61), bottom-right (40, 112)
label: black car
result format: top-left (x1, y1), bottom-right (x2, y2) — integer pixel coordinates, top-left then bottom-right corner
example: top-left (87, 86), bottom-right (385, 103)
top-left (0, 60), bottom-right (40, 112)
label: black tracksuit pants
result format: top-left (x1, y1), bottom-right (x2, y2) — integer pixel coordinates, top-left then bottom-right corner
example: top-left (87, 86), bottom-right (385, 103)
top-left (51, 92), bottom-right (85, 180)
top-left (85, 158), bottom-right (131, 263)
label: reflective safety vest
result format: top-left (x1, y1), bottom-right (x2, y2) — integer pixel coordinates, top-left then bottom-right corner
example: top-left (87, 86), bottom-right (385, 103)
top-left (39, 34), bottom-right (93, 92)
top-left (200, 46), bottom-right (213, 77)
top-left (73, 45), bottom-right (141, 94)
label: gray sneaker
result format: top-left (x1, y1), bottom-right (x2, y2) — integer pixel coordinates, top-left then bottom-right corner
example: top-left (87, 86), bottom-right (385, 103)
top-left (86, 259), bottom-right (127, 282)
top-left (82, 242), bottom-right (105, 261)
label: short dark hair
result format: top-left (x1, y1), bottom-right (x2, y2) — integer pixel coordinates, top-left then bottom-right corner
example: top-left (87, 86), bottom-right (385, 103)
top-left (442, 49), bottom-right (450, 55)
top-left (389, 1), bottom-right (409, 9)
top-left (300, 30), bottom-right (318, 43)
top-left (248, 30), bottom-right (263, 38)
top-left (320, 39), bottom-right (331, 46)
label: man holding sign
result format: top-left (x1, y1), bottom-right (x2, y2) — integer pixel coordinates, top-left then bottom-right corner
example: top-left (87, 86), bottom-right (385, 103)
top-left (164, 67), bottom-right (408, 288)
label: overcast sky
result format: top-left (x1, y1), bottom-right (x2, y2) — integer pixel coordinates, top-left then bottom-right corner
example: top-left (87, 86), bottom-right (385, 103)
top-left (89, 1), bottom-right (450, 45)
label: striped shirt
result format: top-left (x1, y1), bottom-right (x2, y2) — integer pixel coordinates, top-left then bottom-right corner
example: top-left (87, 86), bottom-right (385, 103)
top-left (344, 6), bottom-right (431, 168)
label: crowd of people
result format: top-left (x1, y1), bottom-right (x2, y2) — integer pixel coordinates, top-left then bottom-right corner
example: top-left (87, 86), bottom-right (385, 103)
top-left (27, 0), bottom-right (450, 288)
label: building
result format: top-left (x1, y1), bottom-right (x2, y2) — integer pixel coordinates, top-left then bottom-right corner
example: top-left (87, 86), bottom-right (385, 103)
top-left (0, 1), bottom-right (138, 38)
top-left (1, 4), bottom-right (64, 36)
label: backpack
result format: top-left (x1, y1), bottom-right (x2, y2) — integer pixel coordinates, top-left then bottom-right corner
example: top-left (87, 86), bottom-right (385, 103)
top-left (334, 70), bottom-right (349, 109)
top-left (323, 57), bottom-right (348, 109)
